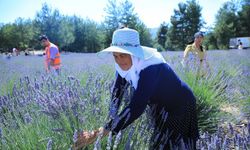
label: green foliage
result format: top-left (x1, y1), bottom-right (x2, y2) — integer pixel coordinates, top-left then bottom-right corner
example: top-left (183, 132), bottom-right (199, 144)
top-left (119, 0), bottom-right (138, 28)
top-left (179, 69), bottom-right (237, 132)
top-left (153, 43), bottom-right (165, 52)
top-left (103, 0), bottom-right (153, 48)
top-left (67, 16), bottom-right (103, 52)
top-left (103, 0), bottom-right (121, 47)
top-left (0, 23), bottom-right (16, 51)
top-left (243, 97), bottom-right (250, 118)
top-left (206, 0), bottom-right (250, 50)
top-left (213, 1), bottom-right (238, 49)
top-left (156, 22), bottom-right (168, 49)
top-left (135, 22), bottom-right (153, 47)
top-left (34, 3), bottom-right (75, 49)
top-left (0, 0), bottom-right (249, 52)
top-left (202, 32), bottom-right (218, 50)
top-left (169, 52), bottom-right (242, 132)
top-left (0, 76), bottom-right (18, 96)
top-left (0, 2), bottom-right (106, 53)
top-left (237, 0), bottom-right (250, 36)
top-left (0, 18), bottom-right (37, 51)
top-left (167, 0), bottom-right (204, 50)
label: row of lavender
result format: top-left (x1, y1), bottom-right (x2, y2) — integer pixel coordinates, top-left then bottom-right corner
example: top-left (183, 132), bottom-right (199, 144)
top-left (0, 50), bottom-right (249, 149)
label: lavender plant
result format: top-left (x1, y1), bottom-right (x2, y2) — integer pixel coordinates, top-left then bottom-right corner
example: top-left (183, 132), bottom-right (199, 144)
top-left (0, 51), bottom-right (249, 149)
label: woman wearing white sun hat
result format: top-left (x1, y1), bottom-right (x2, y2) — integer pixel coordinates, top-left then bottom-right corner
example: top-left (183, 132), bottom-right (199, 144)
top-left (73, 27), bottom-right (199, 150)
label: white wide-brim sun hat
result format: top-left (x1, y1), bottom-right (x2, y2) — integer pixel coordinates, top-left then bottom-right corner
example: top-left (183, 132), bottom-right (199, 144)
top-left (98, 27), bottom-right (156, 60)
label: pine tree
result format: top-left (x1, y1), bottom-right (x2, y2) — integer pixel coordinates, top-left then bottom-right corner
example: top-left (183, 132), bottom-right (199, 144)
top-left (103, 0), bottom-right (121, 47)
top-left (120, 0), bottom-right (138, 28)
top-left (237, 0), bottom-right (250, 36)
top-left (156, 22), bottom-right (168, 48)
top-left (103, 0), bottom-right (153, 47)
top-left (214, 1), bottom-right (238, 49)
top-left (166, 0), bottom-right (203, 50)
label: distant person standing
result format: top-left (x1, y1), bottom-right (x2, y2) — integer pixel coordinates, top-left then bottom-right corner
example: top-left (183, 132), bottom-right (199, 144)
top-left (39, 35), bottom-right (61, 74)
top-left (12, 47), bottom-right (19, 56)
top-left (12, 48), bottom-right (17, 56)
top-left (238, 40), bottom-right (243, 49)
top-left (182, 32), bottom-right (210, 77)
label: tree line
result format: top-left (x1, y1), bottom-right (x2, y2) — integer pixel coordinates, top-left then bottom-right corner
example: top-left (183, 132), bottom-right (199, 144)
top-left (157, 0), bottom-right (250, 51)
top-left (0, 0), bottom-right (249, 53)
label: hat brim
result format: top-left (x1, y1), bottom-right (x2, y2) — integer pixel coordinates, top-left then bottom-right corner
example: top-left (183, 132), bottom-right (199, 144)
top-left (97, 45), bottom-right (156, 60)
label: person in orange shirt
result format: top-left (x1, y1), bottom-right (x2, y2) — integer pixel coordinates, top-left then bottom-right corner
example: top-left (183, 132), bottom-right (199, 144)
top-left (39, 35), bottom-right (61, 74)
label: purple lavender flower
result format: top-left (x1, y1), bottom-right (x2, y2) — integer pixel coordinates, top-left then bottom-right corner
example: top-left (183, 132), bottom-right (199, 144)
top-left (0, 127), bottom-right (2, 138)
top-left (24, 76), bottom-right (30, 85)
top-left (162, 111), bottom-right (168, 123)
top-left (24, 113), bottom-right (32, 124)
top-left (228, 123), bottom-right (234, 135)
top-left (111, 109), bottom-right (130, 130)
top-left (34, 82), bottom-right (40, 90)
top-left (159, 144), bottom-right (165, 150)
top-left (207, 143), bottom-right (213, 150)
top-left (222, 135), bottom-right (228, 149)
top-left (109, 97), bottom-right (119, 119)
top-left (248, 121), bottom-right (250, 137)
top-left (73, 129), bottom-right (78, 143)
top-left (46, 138), bottom-right (52, 150)
top-left (179, 138), bottom-right (186, 150)
top-left (51, 128), bottom-right (64, 132)
top-left (113, 131), bottom-right (122, 149)
top-left (153, 133), bottom-right (160, 143)
top-left (243, 140), bottom-right (248, 150)
top-left (106, 132), bottom-right (113, 150)
top-left (78, 116), bottom-right (85, 124)
top-left (125, 125), bottom-right (135, 150)
top-left (94, 134), bottom-right (101, 150)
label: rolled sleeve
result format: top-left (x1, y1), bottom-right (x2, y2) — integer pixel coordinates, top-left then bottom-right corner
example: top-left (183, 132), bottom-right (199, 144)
top-left (49, 47), bottom-right (59, 59)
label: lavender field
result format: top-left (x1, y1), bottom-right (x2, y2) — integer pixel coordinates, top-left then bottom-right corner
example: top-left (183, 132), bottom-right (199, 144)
top-left (0, 50), bottom-right (250, 149)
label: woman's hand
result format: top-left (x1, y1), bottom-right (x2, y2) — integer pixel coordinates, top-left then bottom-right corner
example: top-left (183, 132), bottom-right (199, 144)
top-left (72, 130), bottom-right (99, 150)
top-left (72, 127), bottom-right (109, 150)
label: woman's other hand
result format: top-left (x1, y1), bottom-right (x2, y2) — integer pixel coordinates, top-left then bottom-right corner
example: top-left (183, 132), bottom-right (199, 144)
top-left (72, 127), bottom-right (109, 150)
top-left (72, 130), bottom-right (99, 150)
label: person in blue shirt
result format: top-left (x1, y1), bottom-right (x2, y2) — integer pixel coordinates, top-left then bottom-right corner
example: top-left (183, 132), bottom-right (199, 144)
top-left (73, 27), bottom-right (199, 150)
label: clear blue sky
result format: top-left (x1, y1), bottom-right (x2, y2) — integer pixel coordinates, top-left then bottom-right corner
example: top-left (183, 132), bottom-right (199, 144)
top-left (0, 0), bottom-right (228, 28)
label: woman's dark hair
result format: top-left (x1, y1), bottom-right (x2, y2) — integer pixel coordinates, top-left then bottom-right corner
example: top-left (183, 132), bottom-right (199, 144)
top-left (186, 40), bottom-right (203, 52)
top-left (194, 32), bottom-right (204, 38)
top-left (119, 24), bottom-right (127, 29)
top-left (39, 35), bottom-right (48, 41)
top-left (187, 40), bottom-right (194, 44)
top-left (200, 45), bottom-right (203, 52)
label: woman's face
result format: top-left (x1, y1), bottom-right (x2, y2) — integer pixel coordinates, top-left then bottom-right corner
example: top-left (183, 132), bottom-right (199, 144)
top-left (41, 39), bottom-right (50, 47)
top-left (195, 36), bottom-right (204, 45)
top-left (113, 52), bottom-right (132, 71)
